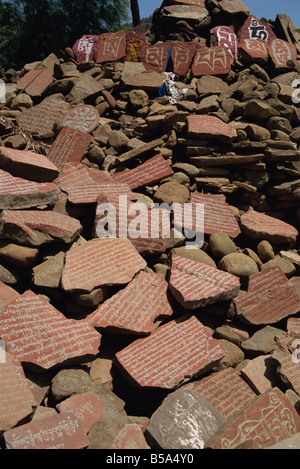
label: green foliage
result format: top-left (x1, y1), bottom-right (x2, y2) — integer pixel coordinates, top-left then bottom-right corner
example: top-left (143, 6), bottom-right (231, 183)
top-left (0, 0), bottom-right (130, 70)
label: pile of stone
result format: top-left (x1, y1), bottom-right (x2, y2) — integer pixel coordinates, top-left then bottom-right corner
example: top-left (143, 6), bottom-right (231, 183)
top-left (0, 0), bottom-right (300, 450)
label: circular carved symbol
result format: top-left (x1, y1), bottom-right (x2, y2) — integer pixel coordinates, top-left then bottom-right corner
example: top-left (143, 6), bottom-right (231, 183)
top-left (62, 105), bottom-right (99, 133)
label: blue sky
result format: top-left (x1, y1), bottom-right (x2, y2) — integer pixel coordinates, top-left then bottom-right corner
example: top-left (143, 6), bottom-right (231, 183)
top-left (137, 0), bottom-right (300, 27)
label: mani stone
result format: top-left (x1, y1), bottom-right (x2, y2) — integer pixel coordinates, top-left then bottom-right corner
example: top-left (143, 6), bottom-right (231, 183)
top-left (240, 208), bottom-right (298, 245)
top-left (46, 127), bottom-right (91, 171)
top-left (0, 281), bottom-right (20, 309)
top-left (85, 271), bottom-right (172, 335)
top-left (171, 42), bottom-right (196, 76)
top-left (186, 114), bottom-right (236, 143)
top-left (0, 352), bottom-right (36, 435)
top-left (72, 35), bottom-right (100, 63)
top-left (240, 355), bottom-right (279, 394)
top-left (58, 392), bottom-right (103, 434)
top-left (115, 315), bottom-right (226, 389)
top-left (61, 238), bottom-right (147, 293)
top-left (0, 147), bottom-right (59, 182)
top-left (146, 389), bottom-right (226, 449)
top-left (234, 267), bottom-right (300, 325)
top-left (206, 388), bottom-right (300, 449)
top-left (192, 47), bottom-right (232, 76)
top-left (273, 350), bottom-right (300, 396)
top-left (0, 210), bottom-right (82, 247)
top-left (190, 192), bottom-right (241, 238)
top-left (96, 30), bottom-right (126, 63)
top-left (62, 105), bottom-right (100, 134)
top-left (239, 15), bottom-right (277, 44)
top-left (211, 26), bottom-right (238, 60)
top-left (16, 97), bottom-right (71, 136)
top-left (140, 43), bottom-right (171, 72)
top-left (16, 67), bottom-right (53, 97)
top-left (181, 368), bottom-right (256, 418)
top-left (4, 412), bottom-right (89, 449)
top-left (269, 39), bottom-right (297, 70)
top-left (238, 39), bottom-right (269, 64)
top-left (109, 424), bottom-right (150, 450)
top-left (112, 154), bottom-right (173, 190)
top-left (0, 290), bottom-right (101, 371)
top-left (169, 255), bottom-right (240, 309)
top-left (0, 169), bottom-right (59, 210)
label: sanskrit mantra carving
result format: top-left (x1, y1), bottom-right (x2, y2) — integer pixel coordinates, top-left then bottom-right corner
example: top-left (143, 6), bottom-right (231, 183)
top-left (216, 28), bottom-right (238, 60)
top-left (194, 48), bottom-right (229, 71)
top-left (103, 34), bottom-right (124, 60)
top-left (271, 39), bottom-right (292, 65)
top-left (248, 17), bottom-right (268, 41)
top-left (78, 37), bottom-right (95, 62)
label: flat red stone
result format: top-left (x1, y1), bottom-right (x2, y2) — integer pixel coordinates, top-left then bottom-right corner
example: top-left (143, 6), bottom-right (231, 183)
top-left (234, 266), bottom-right (300, 325)
top-left (239, 15), bottom-right (277, 44)
top-left (192, 46), bottom-right (231, 76)
top-left (96, 30), bottom-right (126, 63)
top-left (115, 315), bottom-right (226, 389)
top-left (211, 26), bottom-right (238, 60)
top-left (62, 105), bottom-right (99, 133)
top-left (61, 238), bottom-right (147, 292)
top-left (186, 114), bottom-right (236, 143)
top-left (207, 388), bottom-right (300, 449)
top-left (169, 254), bottom-right (240, 309)
top-left (72, 35), bottom-right (100, 63)
top-left (0, 147), bottom-right (59, 182)
top-left (112, 154), bottom-right (173, 189)
top-left (240, 209), bottom-right (298, 244)
top-left (93, 192), bottom-right (168, 256)
top-left (58, 392), bottom-right (103, 433)
top-left (241, 355), bottom-right (276, 394)
top-left (0, 290), bottom-right (101, 370)
top-left (190, 192), bottom-right (241, 238)
top-left (125, 32), bottom-right (148, 62)
top-left (140, 43), bottom-right (172, 72)
top-left (183, 368), bottom-right (256, 417)
top-left (17, 68), bottom-right (53, 96)
top-left (269, 39), bottom-right (297, 69)
top-left (0, 352), bottom-right (36, 434)
top-left (0, 281), bottom-right (20, 309)
top-left (16, 98), bottom-right (71, 136)
top-left (0, 209), bottom-right (82, 246)
top-left (46, 127), bottom-right (91, 171)
top-left (171, 42), bottom-right (196, 76)
top-left (238, 39), bottom-right (269, 62)
top-left (86, 271), bottom-right (172, 335)
top-left (0, 169), bottom-right (59, 210)
top-left (4, 412), bottom-right (89, 449)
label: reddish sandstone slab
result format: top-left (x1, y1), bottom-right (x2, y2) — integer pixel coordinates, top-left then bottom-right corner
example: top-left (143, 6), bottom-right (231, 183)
top-left (269, 39), bottom-right (297, 69)
top-left (238, 39), bottom-right (269, 63)
top-left (241, 355), bottom-right (277, 394)
top-left (171, 42), bottom-right (196, 76)
top-left (111, 154), bottom-right (173, 189)
top-left (67, 182), bottom-right (134, 205)
top-left (61, 238), bottom-right (147, 292)
top-left (240, 209), bottom-right (298, 244)
top-left (86, 271), bottom-right (172, 335)
top-left (94, 192), bottom-right (167, 256)
top-left (62, 105), bottom-right (99, 133)
top-left (234, 267), bottom-right (300, 325)
top-left (96, 30), bottom-right (126, 63)
top-left (16, 98), bottom-right (71, 136)
top-left (17, 68), bottom-right (53, 96)
top-left (140, 44), bottom-right (171, 72)
top-left (192, 47), bottom-right (231, 76)
top-left (4, 412), bottom-right (89, 449)
top-left (239, 15), bottom-right (277, 44)
top-left (110, 424), bottom-right (150, 449)
top-left (190, 192), bottom-right (241, 238)
top-left (182, 368), bottom-right (256, 417)
top-left (72, 35), bottom-right (100, 63)
top-left (169, 255), bottom-right (240, 309)
top-left (0, 147), bottom-right (59, 182)
top-left (54, 162), bottom-right (112, 192)
top-left (274, 350), bottom-right (300, 396)
top-left (146, 389), bottom-right (225, 449)
top-left (0, 210), bottom-right (82, 247)
top-left (46, 127), bottom-right (91, 171)
top-left (125, 32), bottom-right (148, 62)
top-left (58, 392), bottom-right (103, 433)
top-left (0, 352), bottom-right (36, 434)
top-left (0, 281), bottom-right (20, 309)
top-left (0, 169), bottom-right (59, 210)
top-left (0, 291), bottom-right (101, 371)
top-left (115, 315), bottom-right (226, 389)
top-left (211, 26), bottom-right (238, 60)
top-left (186, 114), bottom-right (236, 143)
top-left (206, 388), bottom-right (300, 449)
